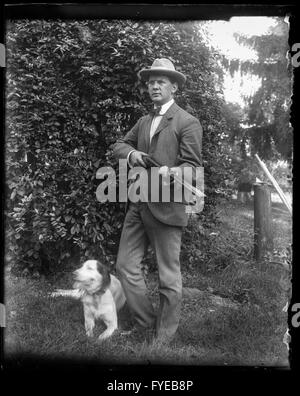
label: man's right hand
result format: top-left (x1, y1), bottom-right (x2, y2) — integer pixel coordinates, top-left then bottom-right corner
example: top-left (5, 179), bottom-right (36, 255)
top-left (129, 151), bottom-right (148, 168)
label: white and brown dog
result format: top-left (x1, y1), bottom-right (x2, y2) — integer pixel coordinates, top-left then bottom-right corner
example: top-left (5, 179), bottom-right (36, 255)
top-left (51, 260), bottom-right (126, 340)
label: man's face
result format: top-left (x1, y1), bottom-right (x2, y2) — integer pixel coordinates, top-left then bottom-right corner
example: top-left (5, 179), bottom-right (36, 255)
top-left (147, 74), bottom-right (178, 105)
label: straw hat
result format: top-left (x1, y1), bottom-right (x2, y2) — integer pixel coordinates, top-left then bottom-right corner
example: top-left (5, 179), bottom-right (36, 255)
top-left (138, 58), bottom-right (186, 87)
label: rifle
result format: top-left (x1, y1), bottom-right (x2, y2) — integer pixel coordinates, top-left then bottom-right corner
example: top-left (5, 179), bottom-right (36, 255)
top-left (141, 154), bottom-right (205, 199)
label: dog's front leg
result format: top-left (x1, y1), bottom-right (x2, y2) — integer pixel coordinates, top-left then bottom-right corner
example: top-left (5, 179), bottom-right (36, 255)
top-left (84, 306), bottom-right (95, 337)
top-left (98, 311), bottom-right (118, 341)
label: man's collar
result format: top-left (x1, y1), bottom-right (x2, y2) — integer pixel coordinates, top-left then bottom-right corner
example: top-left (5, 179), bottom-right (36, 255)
top-left (154, 98), bottom-right (174, 115)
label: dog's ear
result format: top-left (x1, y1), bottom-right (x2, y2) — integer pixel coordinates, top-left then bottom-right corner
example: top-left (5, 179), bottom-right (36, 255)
top-left (96, 261), bottom-right (111, 292)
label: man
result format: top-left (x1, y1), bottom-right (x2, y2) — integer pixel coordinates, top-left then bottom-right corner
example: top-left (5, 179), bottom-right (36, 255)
top-left (113, 58), bottom-right (202, 344)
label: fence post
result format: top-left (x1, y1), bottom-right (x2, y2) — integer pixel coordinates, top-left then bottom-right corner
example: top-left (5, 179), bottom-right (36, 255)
top-left (254, 182), bottom-right (273, 261)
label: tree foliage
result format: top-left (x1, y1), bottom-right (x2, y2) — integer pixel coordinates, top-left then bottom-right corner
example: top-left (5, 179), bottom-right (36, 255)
top-left (223, 18), bottom-right (292, 162)
top-left (6, 20), bottom-right (227, 274)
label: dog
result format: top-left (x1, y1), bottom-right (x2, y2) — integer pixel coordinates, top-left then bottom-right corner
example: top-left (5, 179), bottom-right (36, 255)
top-left (51, 260), bottom-right (126, 340)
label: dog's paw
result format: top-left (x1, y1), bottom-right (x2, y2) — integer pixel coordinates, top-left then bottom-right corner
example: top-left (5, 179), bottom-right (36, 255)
top-left (98, 328), bottom-right (116, 341)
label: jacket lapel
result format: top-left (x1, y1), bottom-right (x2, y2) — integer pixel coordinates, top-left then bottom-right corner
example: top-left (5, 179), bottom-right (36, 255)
top-left (151, 102), bottom-right (179, 140)
top-left (143, 115), bottom-right (153, 153)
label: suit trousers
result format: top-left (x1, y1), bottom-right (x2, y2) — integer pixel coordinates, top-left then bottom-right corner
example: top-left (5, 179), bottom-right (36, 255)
top-left (116, 202), bottom-right (183, 339)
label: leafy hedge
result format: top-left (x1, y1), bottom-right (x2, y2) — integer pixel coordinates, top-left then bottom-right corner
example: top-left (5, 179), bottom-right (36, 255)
top-left (5, 20), bottom-right (228, 274)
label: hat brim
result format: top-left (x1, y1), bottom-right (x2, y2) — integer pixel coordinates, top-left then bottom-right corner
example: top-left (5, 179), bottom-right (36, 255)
top-left (138, 68), bottom-right (186, 87)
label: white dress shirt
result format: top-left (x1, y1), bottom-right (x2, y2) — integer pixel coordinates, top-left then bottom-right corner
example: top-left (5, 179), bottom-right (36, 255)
top-left (149, 98), bottom-right (174, 143)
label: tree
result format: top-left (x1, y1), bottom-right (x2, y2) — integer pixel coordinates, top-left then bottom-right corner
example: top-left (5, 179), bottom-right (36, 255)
top-left (224, 18), bottom-right (292, 161)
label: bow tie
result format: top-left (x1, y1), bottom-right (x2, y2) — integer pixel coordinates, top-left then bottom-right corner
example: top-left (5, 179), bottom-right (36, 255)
top-left (150, 106), bottom-right (162, 116)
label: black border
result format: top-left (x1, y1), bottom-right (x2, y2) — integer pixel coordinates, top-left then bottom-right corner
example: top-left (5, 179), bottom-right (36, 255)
top-left (3, 3), bottom-right (297, 20)
top-left (1, 1), bottom-right (299, 387)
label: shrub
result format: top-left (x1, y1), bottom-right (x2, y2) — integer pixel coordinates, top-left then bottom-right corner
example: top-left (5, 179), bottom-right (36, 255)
top-left (5, 20), bottom-right (227, 274)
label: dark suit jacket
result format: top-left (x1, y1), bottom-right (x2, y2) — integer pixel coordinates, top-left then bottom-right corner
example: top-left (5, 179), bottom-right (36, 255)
top-left (113, 102), bottom-right (202, 227)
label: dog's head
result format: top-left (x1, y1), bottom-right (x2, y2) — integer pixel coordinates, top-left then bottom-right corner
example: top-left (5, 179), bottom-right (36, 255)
top-left (72, 260), bottom-right (111, 294)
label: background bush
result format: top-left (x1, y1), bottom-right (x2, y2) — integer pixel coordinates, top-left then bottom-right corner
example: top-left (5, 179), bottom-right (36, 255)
top-left (5, 20), bottom-right (229, 274)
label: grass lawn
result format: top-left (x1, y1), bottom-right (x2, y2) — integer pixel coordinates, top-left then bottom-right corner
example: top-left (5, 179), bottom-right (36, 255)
top-left (4, 198), bottom-right (291, 367)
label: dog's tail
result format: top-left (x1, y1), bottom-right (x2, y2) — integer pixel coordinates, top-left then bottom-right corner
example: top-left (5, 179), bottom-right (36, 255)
top-left (49, 289), bottom-right (84, 299)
